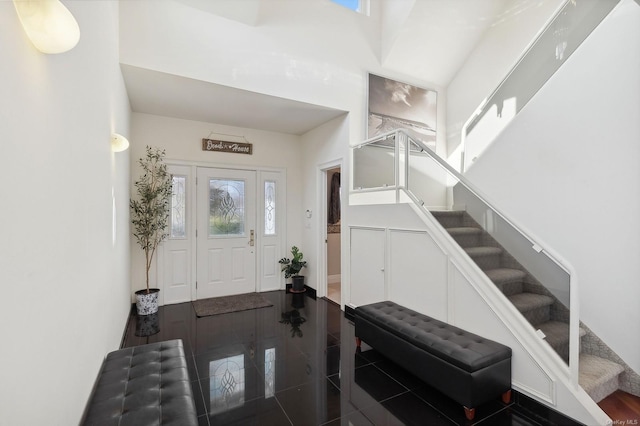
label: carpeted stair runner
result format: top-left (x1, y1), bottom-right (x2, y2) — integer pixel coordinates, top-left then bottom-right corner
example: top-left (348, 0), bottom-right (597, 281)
top-left (580, 354), bottom-right (625, 402)
top-left (430, 210), bottom-right (626, 404)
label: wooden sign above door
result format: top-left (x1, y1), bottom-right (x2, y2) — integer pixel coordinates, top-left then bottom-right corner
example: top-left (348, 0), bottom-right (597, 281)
top-left (202, 138), bottom-right (253, 155)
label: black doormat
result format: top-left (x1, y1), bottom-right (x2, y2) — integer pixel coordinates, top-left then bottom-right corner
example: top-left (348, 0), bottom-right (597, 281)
top-left (192, 292), bottom-right (273, 317)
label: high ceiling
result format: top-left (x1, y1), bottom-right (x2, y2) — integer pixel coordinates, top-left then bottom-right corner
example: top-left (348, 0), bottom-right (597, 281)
top-left (122, 0), bottom-right (510, 135)
top-left (121, 65), bottom-right (348, 136)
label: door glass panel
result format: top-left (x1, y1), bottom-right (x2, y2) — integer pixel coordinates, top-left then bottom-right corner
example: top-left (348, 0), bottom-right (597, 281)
top-left (209, 179), bottom-right (245, 236)
top-left (264, 347), bottom-right (276, 398)
top-left (171, 175), bottom-right (186, 239)
top-left (264, 181), bottom-right (276, 235)
top-left (209, 354), bottom-right (245, 415)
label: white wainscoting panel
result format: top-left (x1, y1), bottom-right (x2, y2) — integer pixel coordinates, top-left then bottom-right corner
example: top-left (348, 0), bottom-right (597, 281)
top-left (388, 229), bottom-right (448, 321)
top-left (350, 227), bottom-right (386, 306)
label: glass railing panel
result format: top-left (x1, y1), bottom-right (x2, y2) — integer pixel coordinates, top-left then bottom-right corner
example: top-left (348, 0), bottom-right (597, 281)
top-left (407, 141), bottom-right (450, 210)
top-left (352, 139), bottom-right (396, 190)
top-left (398, 135), bottom-right (407, 190)
top-left (402, 131), bottom-right (573, 364)
top-left (450, 183), bottom-right (571, 314)
top-left (463, 0), bottom-right (619, 172)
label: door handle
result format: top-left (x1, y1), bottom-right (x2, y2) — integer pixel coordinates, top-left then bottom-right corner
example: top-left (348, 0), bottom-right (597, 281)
top-left (249, 229), bottom-right (255, 247)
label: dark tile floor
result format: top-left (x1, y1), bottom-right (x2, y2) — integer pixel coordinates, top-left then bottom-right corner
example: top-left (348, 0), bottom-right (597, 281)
top-left (122, 291), bottom-right (580, 426)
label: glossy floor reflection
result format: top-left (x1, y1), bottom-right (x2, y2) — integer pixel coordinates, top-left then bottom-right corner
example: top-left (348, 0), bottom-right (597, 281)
top-left (122, 291), bottom-right (580, 426)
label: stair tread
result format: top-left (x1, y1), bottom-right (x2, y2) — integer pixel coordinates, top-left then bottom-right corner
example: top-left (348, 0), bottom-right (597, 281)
top-left (579, 354), bottom-right (625, 394)
top-left (446, 227), bottom-right (482, 235)
top-left (537, 321), bottom-right (587, 346)
top-left (464, 246), bottom-right (502, 256)
top-left (485, 268), bottom-right (527, 284)
top-left (431, 210), bottom-right (464, 217)
top-left (507, 292), bottom-right (554, 311)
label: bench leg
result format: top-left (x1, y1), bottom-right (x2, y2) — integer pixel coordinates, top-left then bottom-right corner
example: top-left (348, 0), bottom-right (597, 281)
top-left (502, 389), bottom-right (512, 404)
top-left (464, 406), bottom-right (476, 421)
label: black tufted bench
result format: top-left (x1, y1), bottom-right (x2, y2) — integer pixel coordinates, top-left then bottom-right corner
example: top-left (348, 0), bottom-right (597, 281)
top-left (81, 339), bottom-right (198, 426)
top-left (355, 301), bottom-right (512, 420)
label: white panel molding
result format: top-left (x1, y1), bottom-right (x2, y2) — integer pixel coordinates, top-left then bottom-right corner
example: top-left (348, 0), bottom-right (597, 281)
top-left (349, 226), bottom-right (386, 307)
top-left (388, 228), bottom-right (448, 320)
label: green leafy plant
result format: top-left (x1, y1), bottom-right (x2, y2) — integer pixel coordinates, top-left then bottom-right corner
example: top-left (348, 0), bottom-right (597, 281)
top-left (279, 246), bottom-right (307, 278)
top-left (279, 309), bottom-right (306, 338)
top-left (130, 146), bottom-right (173, 293)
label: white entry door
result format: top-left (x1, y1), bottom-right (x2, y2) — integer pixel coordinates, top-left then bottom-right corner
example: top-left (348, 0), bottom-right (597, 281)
top-left (197, 167), bottom-right (257, 299)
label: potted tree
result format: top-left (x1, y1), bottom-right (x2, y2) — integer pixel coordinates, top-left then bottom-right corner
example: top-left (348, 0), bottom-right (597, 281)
top-left (130, 146), bottom-right (173, 315)
top-left (279, 246), bottom-right (307, 293)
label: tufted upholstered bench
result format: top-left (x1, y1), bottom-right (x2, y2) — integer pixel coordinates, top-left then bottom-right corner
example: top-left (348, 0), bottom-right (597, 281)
top-left (81, 339), bottom-right (198, 426)
top-left (355, 301), bottom-right (512, 420)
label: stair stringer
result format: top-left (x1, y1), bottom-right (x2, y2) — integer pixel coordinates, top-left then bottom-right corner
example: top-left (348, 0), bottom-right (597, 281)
top-left (406, 202), bottom-right (612, 426)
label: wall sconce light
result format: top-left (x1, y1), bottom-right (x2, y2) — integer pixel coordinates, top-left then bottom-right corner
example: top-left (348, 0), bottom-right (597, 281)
top-left (111, 133), bottom-right (130, 153)
top-left (13, 0), bottom-right (80, 54)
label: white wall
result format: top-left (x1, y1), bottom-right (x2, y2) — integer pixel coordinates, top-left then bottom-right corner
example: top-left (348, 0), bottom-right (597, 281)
top-left (129, 112), bottom-right (304, 296)
top-left (0, 2), bottom-right (131, 424)
top-left (119, 0), bottom-right (449, 301)
top-left (446, 0), bottom-right (564, 158)
top-left (464, 0), bottom-right (640, 372)
top-left (300, 115), bottom-right (350, 294)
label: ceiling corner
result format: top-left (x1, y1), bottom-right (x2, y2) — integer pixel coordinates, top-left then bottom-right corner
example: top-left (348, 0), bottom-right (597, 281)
top-left (379, 0), bottom-right (417, 65)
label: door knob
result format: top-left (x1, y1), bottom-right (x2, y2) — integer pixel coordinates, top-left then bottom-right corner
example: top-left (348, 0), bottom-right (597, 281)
top-left (249, 230), bottom-right (255, 247)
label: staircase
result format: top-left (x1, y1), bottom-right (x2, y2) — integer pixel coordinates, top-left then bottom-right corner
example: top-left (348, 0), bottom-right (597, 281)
top-left (431, 210), bottom-right (625, 403)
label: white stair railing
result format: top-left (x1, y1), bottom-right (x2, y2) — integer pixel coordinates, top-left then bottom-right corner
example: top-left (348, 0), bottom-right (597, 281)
top-left (352, 128), bottom-right (580, 387)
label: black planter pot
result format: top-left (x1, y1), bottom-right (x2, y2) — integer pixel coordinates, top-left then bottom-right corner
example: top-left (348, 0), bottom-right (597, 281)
top-left (290, 275), bottom-right (305, 293)
top-left (291, 292), bottom-right (305, 309)
top-left (135, 312), bottom-right (160, 337)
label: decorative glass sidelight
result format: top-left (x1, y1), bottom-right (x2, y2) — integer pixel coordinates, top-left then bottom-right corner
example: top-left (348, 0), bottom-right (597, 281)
top-left (264, 347), bottom-right (276, 398)
top-left (209, 354), bottom-right (245, 415)
top-left (209, 179), bottom-right (245, 236)
top-left (264, 181), bottom-right (276, 235)
top-left (171, 176), bottom-right (186, 238)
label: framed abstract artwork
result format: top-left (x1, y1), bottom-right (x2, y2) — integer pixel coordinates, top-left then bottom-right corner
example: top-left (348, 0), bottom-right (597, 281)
top-left (367, 73), bottom-right (437, 150)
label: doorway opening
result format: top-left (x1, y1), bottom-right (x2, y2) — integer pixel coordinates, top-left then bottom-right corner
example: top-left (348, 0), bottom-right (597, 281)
top-left (326, 167), bottom-right (341, 305)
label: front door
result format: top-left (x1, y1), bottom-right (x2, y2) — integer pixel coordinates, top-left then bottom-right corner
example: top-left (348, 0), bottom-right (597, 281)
top-left (196, 167), bottom-right (256, 299)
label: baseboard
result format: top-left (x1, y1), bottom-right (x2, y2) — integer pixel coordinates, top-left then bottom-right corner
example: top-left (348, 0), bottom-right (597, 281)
top-left (120, 304), bottom-right (136, 349)
top-left (285, 284), bottom-right (317, 299)
top-left (328, 274), bottom-right (341, 284)
top-left (513, 390), bottom-right (585, 425)
top-left (344, 305), bottom-right (356, 322)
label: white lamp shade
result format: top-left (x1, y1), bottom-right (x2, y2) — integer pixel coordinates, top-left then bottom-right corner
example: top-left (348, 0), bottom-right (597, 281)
top-left (111, 134), bottom-right (130, 152)
top-left (13, 0), bottom-right (80, 54)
